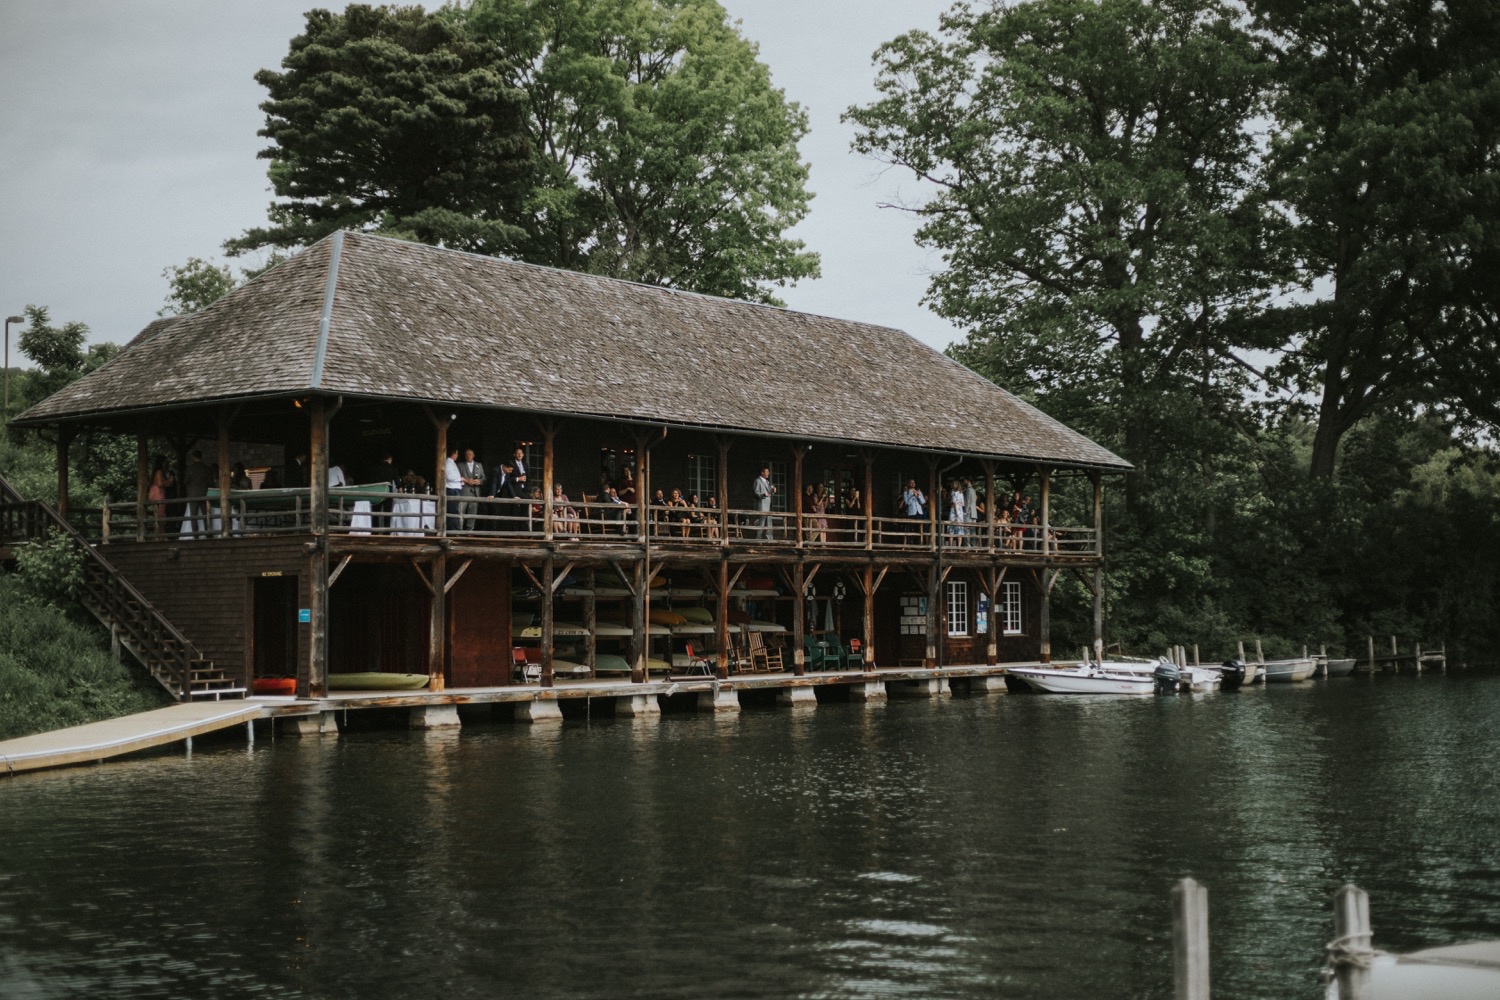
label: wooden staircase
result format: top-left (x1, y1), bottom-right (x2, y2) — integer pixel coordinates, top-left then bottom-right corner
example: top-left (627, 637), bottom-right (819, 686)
top-left (0, 473), bottom-right (242, 701)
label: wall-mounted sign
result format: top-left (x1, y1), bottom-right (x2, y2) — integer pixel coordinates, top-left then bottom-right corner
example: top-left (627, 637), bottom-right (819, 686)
top-left (261, 570), bottom-right (283, 577)
top-left (298, 608), bottom-right (311, 623)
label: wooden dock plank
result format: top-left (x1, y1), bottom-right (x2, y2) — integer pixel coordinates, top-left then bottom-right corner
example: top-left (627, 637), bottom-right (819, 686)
top-left (0, 701), bottom-right (262, 775)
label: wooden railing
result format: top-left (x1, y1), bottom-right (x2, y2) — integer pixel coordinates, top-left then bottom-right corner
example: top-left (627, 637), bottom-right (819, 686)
top-left (77, 488), bottom-right (1100, 558)
top-left (0, 474), bottom-right (232, 701)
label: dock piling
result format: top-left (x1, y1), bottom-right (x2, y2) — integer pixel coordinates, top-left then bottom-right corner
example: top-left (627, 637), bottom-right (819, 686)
top-left (1328, 884), bottom-right (1373, 1000)
top-left (1171, 877), bottom-right (1211, 1000)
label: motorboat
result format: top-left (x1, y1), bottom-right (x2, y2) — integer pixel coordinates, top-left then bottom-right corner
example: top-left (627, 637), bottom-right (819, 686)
top-left (1004, 662), bottom-right (1156, 695)
top-left (1325, 940), bottom-right (1500, 999)
top-left (1263, 657), bottom-right (1317, 682)
top-left (1323, 657), bottom-right (1356, 678)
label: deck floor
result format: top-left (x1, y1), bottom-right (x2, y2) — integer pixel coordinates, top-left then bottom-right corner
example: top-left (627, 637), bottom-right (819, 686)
top-left (0, 701), bottom-right (262, 775)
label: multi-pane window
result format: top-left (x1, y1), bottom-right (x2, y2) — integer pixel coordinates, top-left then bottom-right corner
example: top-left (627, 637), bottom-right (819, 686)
top-left (768, 461), bottom-right (789, 512)
top-left (946, 580), bottom-right (969, 637)
top-left (686, 454), bottom-right (717, 502)
top-left (1001, 580), bottom-right (1023, 635)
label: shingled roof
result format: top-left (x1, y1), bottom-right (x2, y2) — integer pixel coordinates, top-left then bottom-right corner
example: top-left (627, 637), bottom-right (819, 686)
top-left (16, 231), bottom-right (1129, 471)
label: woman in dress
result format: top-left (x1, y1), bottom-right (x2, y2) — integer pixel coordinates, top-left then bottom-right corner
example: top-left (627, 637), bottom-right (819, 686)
top-left (148, 456), bottom-right (174, 535)
top-left (843, 486), bottom-right (863, 543)
top-left (667, 488), bottom-right (692, 537)
top-left (810, 483), bottom-right (829, 544)
top-left (552, 483), bottom-right (579, 534)
top-left (703, 495), bottom-right (720, 539)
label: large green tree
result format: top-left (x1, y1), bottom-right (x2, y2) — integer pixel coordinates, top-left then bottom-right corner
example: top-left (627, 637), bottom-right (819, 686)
top-left (845, 0), bottom-right (1276, 482)
top-left (228, 4), bottom-right (532, 256)
top-left (1252, 0), bottom-right (1500, 478)
top-left (233, 1), bottom-right (818, 303)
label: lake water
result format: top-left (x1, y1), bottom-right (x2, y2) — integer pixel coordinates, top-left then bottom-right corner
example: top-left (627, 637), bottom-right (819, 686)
top-left (2, 674), bottom-right (1497, 999)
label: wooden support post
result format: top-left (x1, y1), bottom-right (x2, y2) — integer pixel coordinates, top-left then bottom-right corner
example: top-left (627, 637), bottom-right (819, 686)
top-left (1330, 884), bottom-right (1372, 1000)
top-left (1092, 471), bottom-right (1104, 557)
top-left (1193, 644), bottom-right (1200, 667)
top-left (862, 566), bottom-right (876, 671)
top-left (135, 434), bottom-right (148, 542)
top-left (304, 397), bottom-right (329, 698)
top-left (793, 445), bottom-right (805, 547)
top-left (716, 436), bottom-right (731, 549)
top-left (924, 561), bottom-right (940, 668)
top-left (792, 560), bottom-right (806, 675)
top-left (540, 553), bottom-right (554, 688)
top-left (427, 411), bottom-right (450, 538)
top-left (981, 460), bottom-right (996, 553)
top-left (1039, 466), bottom-right (1051, 559)
top-left (541, 421), bottom-right (556, 540)
top-left (1171, 877), bottom-right (1211, 1000)
top-left (630, 558), bottom-right (646, 683)
top-left (926, 456), bottom-right (939, 552)
top-left (716, 560), bottom-right (731, 679)
top-left (428, 552), bottom-right (447, 691)
top-left (1038, 568), bottom-right (1056, 663)
top-left (1092, 564), bottom-right (1104, 663)
top-left (217, 408), bottom-right (233, 539)
top-left (1414, 642), bottom-right (1423, 675)
top-left (1367, 635), bottom-right (1375, 673)
top-left (863, 450), bottom-right (875, 551)
top-left (1255, 639), bottom-right (1264, 664)
top-left (583, 568), bottom-right (597, 674)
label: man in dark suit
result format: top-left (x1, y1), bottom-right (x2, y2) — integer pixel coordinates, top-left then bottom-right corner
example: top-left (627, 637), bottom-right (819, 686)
top-left (489, 460), bottom-right (521, 531)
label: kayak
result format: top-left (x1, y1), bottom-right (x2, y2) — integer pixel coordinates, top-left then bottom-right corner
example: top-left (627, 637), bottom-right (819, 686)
top-left (252, 676), bottom-right (297, 696)
top-left (326, 672), bottom-right (430, 691)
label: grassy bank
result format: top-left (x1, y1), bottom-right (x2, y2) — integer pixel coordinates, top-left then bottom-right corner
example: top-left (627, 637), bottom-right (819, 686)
top-left (0, 574), bottom-right (169, 741)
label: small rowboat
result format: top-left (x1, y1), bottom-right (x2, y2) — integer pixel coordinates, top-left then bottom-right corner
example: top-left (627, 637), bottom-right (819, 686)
top-left (326, 672), bottom-right (430, 691)
top-left (252, 676), bottom-right (297, 696)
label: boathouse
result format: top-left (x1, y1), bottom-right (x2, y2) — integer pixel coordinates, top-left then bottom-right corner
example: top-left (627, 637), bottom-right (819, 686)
top-left (7, 231), bottom-right (1129, 709)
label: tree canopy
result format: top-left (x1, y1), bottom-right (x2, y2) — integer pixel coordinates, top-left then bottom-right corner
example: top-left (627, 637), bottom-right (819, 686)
top-left (232, 1), bottom-right (818, 302)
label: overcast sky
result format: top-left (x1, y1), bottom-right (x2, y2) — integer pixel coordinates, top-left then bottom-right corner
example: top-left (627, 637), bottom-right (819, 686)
top-left (0, 0), bottom-right (963, 358)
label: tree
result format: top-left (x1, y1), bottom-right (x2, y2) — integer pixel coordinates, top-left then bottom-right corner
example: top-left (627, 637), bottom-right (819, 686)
top-left (1253, 0), bottom-right (1500, 478)
top-left (227, 4), bottom-right (533, 256)
top-left (233, 1), bottom-right (818, 303)
top-left (159, 258), bottom-right (238, 316)
top-left (845, 0), bottom-right (1277, 482)
top-left (16, 306), bottom-right (116, 406)
top-left (463, 0), bottom-right (819, 301)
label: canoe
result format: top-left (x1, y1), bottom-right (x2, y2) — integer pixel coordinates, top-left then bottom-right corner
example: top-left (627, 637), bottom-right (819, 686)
top-left (517, 621), bottom-right (590, 638)
top-left (743, 620), bottom-right (787, 633)
top-left (327, 672), bottom-right (430, 691)
top-left (252, 676), bottom-right (296, 696)
top-left (678, 607), bottom-right (714, 624)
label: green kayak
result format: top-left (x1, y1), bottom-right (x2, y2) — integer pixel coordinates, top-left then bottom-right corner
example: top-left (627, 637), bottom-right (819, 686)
top-left (326, 672), bottom-right (430, 691)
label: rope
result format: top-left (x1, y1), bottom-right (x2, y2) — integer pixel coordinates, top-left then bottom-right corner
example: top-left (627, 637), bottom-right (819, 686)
top-left (1323, 932), bottom-right (1386, 985)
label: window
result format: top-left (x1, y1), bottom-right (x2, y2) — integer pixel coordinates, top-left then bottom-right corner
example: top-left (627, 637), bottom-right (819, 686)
top-left (769, 461), bottom-right (789, 512)
top-left (686, 454), bottom-right (717, 502)
top-left (946, 580), bottom-right (969, 637)
top-left (1001, 580), bottom-right (1022, 635)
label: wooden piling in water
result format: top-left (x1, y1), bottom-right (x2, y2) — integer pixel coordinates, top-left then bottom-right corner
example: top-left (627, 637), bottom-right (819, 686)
top-left (1172, 877), bottom-right (1211, 1000)
top-left (1367, 636), bottom-right (1375, 674)
top-left (1329, 884), bottom-right (1372, 1000)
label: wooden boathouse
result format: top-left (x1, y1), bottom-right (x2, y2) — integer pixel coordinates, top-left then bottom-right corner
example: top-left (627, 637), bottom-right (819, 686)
top-left (6, 231), bottom-right (1129, 718)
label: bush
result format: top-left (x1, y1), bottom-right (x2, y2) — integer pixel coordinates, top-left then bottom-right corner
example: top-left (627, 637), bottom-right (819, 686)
top-left (0, 575), bottom-right (168, 740)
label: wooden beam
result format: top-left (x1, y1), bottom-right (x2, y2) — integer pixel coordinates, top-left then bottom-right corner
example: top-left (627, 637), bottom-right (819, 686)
top-left (980, 459), bottom-right (996, 554)
top-left (548, 559), bottom-right (577, 595)
top-left (540, 552), bottom-right (554, 688)
top-left (327, 554), bottom-right (353, 588)
top-left (541, 420), bottom-right (557, 541)
top-left (862, 449), bottom-right (875, 552)
top-left (443, 557), bottom-right (474, 594)
top-left (428, 552), bottom-right (447, 691)
top-left (792, 560), bottom-right (806, 675)
top-left (409, 556), bottom-right (437, 596)
top-left (304, 397), bottom-right (329, 698)
top-left (135, 434), bottom-right (148, 542)
top-left (583, 568), bottom-right (597, 674)
top-left (716, 435), bottom-right (731, 549)
top-left (793, 445), bottom-right (805, 548)
top-left (716, 559), bottom-right (731, 679)
top-left (217, 407), bottom-right (233, 540)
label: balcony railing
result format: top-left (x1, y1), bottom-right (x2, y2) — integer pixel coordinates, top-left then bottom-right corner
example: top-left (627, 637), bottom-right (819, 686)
top-left (76, 488), bottom-right (1100, 558)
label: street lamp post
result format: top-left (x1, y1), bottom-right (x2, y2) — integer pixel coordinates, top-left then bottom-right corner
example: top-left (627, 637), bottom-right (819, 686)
top-left (3, 314), bottom-right (24, 413)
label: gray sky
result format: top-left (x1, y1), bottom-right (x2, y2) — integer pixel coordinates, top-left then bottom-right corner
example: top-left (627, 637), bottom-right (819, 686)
top-left (0, 0), bottom-right (962, 356)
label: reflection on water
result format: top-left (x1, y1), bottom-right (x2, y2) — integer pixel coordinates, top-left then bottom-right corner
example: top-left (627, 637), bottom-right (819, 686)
top-left (2, 676), bottom-right (1498, 999)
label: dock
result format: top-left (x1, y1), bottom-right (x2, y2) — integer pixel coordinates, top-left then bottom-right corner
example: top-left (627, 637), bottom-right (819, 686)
top-left (0, 662), bottom-right (1030, 775)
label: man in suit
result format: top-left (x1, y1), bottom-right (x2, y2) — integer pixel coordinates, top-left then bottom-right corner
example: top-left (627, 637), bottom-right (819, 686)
top-left (753, 466), bottom-right (776, 540)
top-left (489, 460), bottom-right (521, 531)
top-left (182, 449), bottom-right (214, 536)
top-left (510, 446), bottom-right (529, 494)
top-left (459, 448), bottom-right (484, 531)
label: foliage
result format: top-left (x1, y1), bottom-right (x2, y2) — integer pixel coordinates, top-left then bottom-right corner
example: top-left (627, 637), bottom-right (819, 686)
top-left (1251, 0), bottom-right (1500, 478)
top-left (14, 306), bottom-right (116, 408)
top-left (464, 0), bottom-right (819, 301)
top-left (159, 257), bottom-right (238, 316)
top-left (13, 529), bottom-right (85, 604)
top-left (847, 0), bottom-right (1278, 485)
top-left (233, 0), bottom-right (819, 302)
top-left (228, 4), bottom-right (532, 257)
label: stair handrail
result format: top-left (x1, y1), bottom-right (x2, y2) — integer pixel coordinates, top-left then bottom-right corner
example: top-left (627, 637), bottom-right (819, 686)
top-left (0, 472), bottom-right (198, 697)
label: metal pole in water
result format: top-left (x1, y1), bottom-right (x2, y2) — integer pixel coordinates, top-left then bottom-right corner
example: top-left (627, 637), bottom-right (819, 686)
top-left (1329, 884), bottom-right (1372, 1000)
top-left (1172, 877), bottom-right (1210, 1000)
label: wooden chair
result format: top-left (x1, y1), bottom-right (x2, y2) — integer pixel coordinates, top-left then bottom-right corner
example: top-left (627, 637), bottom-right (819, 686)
top-left (579, 493), bottom-right (597, 534)
top-left (747, 631), bottom-right (785, 673)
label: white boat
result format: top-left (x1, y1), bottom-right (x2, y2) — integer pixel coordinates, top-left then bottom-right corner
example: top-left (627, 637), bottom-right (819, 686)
top-left (1326, 940), bottom-right (1500, 999)
top-left (1263, 657), bottom-right (1317, 682)
top-left (1323, 657), bottom-right (1356, 678)
top-left (1005, 663), bottom-right (1156, 695)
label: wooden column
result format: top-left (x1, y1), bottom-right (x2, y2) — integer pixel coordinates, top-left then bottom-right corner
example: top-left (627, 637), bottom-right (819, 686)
top-left (1037, 569), bottom-right (1059, 663)
top-left (862, 450), bottom-right (875, 551)
top-left (924, 561), bottom-right (940, 668)
top-left (216, 408), bottom-right (233, 539)
top-left (1092, 470), bottom-right (1103, 556)
top-left (630, 558), bottom-right (646, 683)
top-left (926, 456), bottom-right (938, 552)
top-left (541, 421), bottom-right (556, 540)
top-left (981, 567), bottom-right (1005, 666)
top-left (1093, 565), bottom-right (1104, 662)
top-left (792, 445), bottom-right (805, 547)
top-left (134, 434), bottom-right (148, 542)
top-left (981, 460), bottom-right (996, 553)
top-left (791, 560), bottom-right (806, 675)
top-left (583, 568), bottom-right (597, 674)
top-left (304, 397), bottom-right (330, 698)
top-left (55, 429), bottom-right (73, 521)
top-left (858, 565), bottom-right (887, 671)
top-left (1040, 466), bottom-right (1052, 558)
top-left (429, 411), bottom-right (450, 537)
top-left (716, 436), bottom-right (731, 548)
top-left (540, 553), bottom-right (554, 688)
top-left (428, 552), bottom-right (447, 691)
top-left (716, 560), bottom-right (731, 679)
